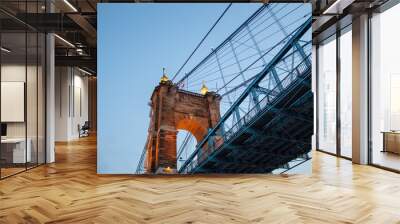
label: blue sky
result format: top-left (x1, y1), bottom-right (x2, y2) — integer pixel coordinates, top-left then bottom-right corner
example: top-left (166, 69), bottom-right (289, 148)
top-left (98, 3), bottom-right (263, 171)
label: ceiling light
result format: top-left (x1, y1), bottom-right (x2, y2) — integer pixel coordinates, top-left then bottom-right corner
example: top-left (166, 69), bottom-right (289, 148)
top-left (63, 0), bottom-right (78, 12)
top-left (1, 47), bottom-right (11, 53)
top-left (323, 0), bottom-right (355, 15)
top-left (78, 67), bottom-right (93, 76)
top-left (76, 48), bottom-right (85, 55)
top-left (54, 34), bottom-right (75, 48)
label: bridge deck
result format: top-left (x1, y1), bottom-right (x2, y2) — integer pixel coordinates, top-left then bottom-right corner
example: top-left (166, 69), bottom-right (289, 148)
top-left (191, 68), bottom-right (312, 173)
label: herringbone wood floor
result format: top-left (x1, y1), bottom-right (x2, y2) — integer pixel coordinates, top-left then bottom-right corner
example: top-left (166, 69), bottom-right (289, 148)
top-left (1, 135), bottom-right (400, 224)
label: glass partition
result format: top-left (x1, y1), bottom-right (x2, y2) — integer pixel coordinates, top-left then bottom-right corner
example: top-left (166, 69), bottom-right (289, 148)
top-left (0, 31), bottom-right (28, 177)
top-left (38, 32), bottom-right (46, 165)
top-left (27, 30), bottom-right (38, 169)
top-left (0, 2), bottom-right (46, 179)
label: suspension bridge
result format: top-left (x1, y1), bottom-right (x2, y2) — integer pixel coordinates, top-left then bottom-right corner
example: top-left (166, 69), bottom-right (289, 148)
top-left (136, 3), bottom-right (313, 174)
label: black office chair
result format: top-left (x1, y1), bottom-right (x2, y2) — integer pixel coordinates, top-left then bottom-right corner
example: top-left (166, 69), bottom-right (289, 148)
top-left (79, 121), bottom-right (90, 138)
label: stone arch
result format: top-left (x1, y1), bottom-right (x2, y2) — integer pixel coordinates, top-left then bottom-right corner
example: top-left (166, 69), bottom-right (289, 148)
top-left (175, 117), bottom-right (208, 144)
top-left (145, 81), bottom-right (221, 173)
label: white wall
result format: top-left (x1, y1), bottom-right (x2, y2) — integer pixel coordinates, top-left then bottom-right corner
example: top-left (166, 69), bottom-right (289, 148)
top-left (55, 67), bottom-right (89, 141)
top-left (1, 65), bottom-right (40, 138)
top-left (1, 65), bottom-right (26, 141)
top-left (55, 67), bottom-right (70, 141)
top-left (72, 73), bottom-right (89, 138)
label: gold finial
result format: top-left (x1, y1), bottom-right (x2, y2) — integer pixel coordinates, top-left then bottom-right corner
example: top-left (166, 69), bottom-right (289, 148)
top-left (164, 167), bottom-right (172, 173)
top-left (160, 67), bottom-right (169, 83)
top-left (200, 81), bottom-right (208, 95)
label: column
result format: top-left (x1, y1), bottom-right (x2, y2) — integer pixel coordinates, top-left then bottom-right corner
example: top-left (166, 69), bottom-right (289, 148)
top-left (352, 14), bottom-right (369, 164)
top-left (46, 32), bottom-right (55, 163)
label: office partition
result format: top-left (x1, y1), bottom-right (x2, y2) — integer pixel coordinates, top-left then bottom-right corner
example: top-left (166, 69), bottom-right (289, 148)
top-left (0, 1), bottom-right (47, 179)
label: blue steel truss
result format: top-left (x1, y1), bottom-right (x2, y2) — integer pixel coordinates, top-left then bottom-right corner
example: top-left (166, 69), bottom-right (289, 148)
top-left (178, 17), bottom-right (312, 174)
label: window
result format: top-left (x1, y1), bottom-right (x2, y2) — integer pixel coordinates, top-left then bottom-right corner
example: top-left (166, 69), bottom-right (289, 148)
top-left (339, 27), bottom-right (352, 158)
top-left (370, 3), bottom-right (400, 171)
top-left (317, 35), bottom-right (337, 154)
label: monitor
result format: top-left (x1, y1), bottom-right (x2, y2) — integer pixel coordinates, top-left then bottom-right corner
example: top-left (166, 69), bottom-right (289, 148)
top-left (1, 123), bottom-right (7, 137)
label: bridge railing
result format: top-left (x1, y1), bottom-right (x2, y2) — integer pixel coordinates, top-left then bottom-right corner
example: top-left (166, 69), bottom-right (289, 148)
top-left (179, 17), bottom-right (312, 173)
top-left (230, 54), bottom-right (310, 138)
top-left (135, 139), bottom-right (148, 174)
top-left (181, 52), bottom-right (311, 173)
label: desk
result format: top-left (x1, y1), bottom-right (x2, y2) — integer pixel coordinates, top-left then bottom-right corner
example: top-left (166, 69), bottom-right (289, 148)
top-left (382, 131), bottom-right (400, 154)
top-left (1, 138), bottom-right (31, 163)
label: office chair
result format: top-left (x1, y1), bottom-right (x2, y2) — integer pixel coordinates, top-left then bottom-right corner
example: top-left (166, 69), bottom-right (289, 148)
top-left (79, 121), bottom-right (90, 138)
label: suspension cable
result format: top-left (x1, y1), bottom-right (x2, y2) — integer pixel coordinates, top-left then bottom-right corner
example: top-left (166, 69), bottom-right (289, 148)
top-left (177, 4), bottom-right (303, 88)
top-left (171, 3), bottom-right (232, 81)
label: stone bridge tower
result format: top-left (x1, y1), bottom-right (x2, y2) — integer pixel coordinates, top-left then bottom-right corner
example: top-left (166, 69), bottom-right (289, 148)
top-left (145, 76), bottom-right (221, 174)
